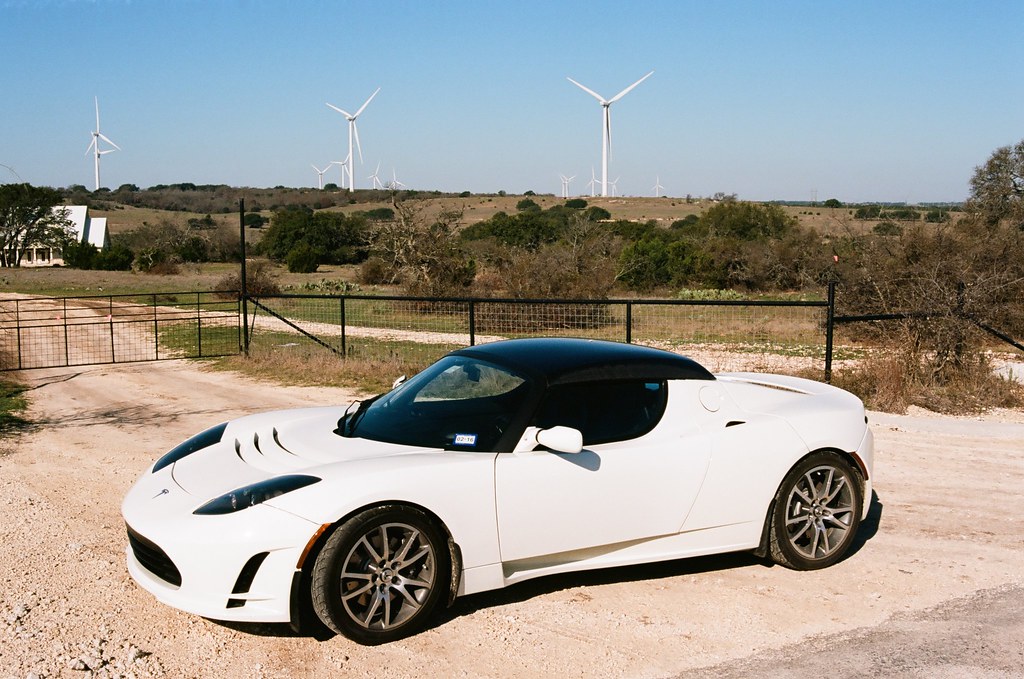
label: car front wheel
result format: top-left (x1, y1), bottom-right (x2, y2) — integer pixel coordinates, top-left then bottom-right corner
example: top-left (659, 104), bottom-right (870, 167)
top-left (769, 451), bottom-right (863, 570)
top-left (311, 505), bottom-right (450, 644)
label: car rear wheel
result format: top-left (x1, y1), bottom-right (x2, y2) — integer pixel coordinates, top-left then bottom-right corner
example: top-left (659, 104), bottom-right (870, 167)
top-left (311, 505), bottom-right (450, 644)
top-left (769, 451), bottom-right (863, 570)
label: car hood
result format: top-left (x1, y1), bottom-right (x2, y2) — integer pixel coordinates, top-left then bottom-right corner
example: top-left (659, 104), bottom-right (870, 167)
top-left (169, 405), bottom-right (434, 499)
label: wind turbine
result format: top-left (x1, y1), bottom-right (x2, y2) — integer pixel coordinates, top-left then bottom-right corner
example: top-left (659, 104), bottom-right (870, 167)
top-left (326, 87), bottom-right (380, 193)
top-left (653, 175), bottom-right (664, 197)
top-left (587, 167), bottom-right (598, 197)
top-left (332, 154), bottom-right (351, 189)
top-left (311, 164), bottom-right (332, 190)
top-left (388, 168), bottom-right (405, 190)
top-left (567, 70), bottom-right (653, 197)
top-left (608, 176), bottom-right (620, 197)
top-left (85, 96), bottom-right (120, 190)
top-left (559, 173), bottom-right (576, 199)
top-left (368, 161), bottom-right (384, 190)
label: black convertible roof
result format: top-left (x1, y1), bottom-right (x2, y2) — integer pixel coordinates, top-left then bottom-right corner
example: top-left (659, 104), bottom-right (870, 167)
top-left (453, 338), bottom-right (714, 385)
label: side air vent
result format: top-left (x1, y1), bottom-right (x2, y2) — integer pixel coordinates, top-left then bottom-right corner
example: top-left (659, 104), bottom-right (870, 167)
top-left (227, 552), bottom-right (269, 608)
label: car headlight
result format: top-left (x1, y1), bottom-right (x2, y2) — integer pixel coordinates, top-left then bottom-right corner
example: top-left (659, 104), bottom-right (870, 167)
top-left (192, 475), bottom-right (321, 515)
top-left (152, 422), bottom-right (228, 473)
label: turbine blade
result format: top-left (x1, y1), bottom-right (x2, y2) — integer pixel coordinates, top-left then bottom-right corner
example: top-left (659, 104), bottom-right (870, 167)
top-left (85, 138), bottom-right (96, 155)
top-left (326, 102), bottom-right (354, 117)
top-left (608, 70), bottom-right (654, 104)
top-left (95, 96), bottom-right (100, 130)
top-left (98, 133), bottom-right (120, 150)
top-left (566, 77), bottom-right (606, 103)
top-left (353, 87), bottom-right (380, 117)
top-left (353, 122), bottom-right (363, 163)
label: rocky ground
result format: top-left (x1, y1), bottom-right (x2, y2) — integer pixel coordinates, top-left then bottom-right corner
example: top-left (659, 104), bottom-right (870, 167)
top-left (2, 360), bottom-right (1023, 678)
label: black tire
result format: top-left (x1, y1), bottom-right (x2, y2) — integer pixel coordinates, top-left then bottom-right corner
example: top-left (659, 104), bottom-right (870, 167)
top-left (311, 505), bottom-right (450, 645)
top-left (768, 451), bottom-right (863, 570)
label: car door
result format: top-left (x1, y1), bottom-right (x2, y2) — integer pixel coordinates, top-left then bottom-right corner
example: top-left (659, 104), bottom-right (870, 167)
top-left (494, 380), bottom-right (713, 563)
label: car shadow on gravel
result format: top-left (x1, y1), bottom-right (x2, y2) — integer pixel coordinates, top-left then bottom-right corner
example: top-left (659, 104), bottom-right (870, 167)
top-left (211, 491), bottom-right (884, 642)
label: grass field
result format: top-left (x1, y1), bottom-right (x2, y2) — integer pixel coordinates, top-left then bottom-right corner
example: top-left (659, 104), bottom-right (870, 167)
top-left (88, 194), bottom-right (892, 237)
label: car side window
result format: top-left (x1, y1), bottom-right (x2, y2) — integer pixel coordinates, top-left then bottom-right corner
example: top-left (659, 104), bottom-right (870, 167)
top-left (532, 381), bottom-right (668, 445)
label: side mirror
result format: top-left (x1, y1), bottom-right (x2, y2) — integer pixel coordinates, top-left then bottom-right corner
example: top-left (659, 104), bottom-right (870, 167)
top-left (536, 426), bottom-right (583, 454)
top-left (392, 375), bottom-right (407, 389)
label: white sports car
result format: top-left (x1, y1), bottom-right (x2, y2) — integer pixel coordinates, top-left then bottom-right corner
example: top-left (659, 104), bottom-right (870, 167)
top-left (122, 338), bottom-right (874, 644)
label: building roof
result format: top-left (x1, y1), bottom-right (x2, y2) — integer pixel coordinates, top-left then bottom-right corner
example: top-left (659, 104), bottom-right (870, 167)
top-left (52, 206), bottom-right (107, 249)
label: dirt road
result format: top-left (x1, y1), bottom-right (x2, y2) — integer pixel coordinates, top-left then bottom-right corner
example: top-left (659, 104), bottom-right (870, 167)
top-left (2, 360), bottom-right (1023, 678)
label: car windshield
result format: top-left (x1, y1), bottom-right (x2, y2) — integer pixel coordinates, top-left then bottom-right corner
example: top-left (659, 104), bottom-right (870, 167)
top-left (347, 355), bottom-right (531, 450)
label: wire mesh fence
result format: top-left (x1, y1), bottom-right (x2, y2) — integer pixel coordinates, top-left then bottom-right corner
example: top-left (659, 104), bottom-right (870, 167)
top-left (0, 292), bottom-right (240, 371)
top-left (2, 288), bottom-right (835, 376)
top-left (246, 293), bottom-right (832, 377)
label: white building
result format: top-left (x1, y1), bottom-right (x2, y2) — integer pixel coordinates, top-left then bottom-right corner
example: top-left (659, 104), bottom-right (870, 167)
top-left (18, 205), bottom-right (109, 267)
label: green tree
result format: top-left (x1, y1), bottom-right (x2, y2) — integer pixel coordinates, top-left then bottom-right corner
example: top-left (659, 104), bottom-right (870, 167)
top-left (0, 183), bottom-right (72, 267)
top-left (258, 207), bottom-right (368, 265)
top-left (968, 139), bottom-right (1024, 229)
top-left (286, 243), bottom-right (319, 273)
top-left (696, 201), bottom-right (795, 240)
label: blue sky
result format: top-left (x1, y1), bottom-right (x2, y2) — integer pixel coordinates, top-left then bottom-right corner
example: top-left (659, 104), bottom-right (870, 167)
top-left (2, 0), bottom-right (1021, 202)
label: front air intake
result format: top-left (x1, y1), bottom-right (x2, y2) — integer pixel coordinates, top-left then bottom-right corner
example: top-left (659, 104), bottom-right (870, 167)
top-left (126, 524), bottom-right (182, 588)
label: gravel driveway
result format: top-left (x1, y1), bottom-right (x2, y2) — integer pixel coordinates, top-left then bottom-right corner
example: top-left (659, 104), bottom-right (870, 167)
top-left (2, 361), bottom-right (1022, 678)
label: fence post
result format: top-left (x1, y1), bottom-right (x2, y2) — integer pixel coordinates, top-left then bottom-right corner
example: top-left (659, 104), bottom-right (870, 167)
top-left (239, 199), bottom-right (250, 356)
top-left (16, 299), bottom-right (22, 370)
top-left (63, 298), bottom-right (69, 366)
top-left (469, 300), bottom-right (476, 346)
top-left (196, 292), bottom-right (203, 357)
top-left (340, 296), bottom-right (347, 356)
top-left (108, 296), bottom-right (115, 363)
top-left (625, 302), bottom-right (633, 344)
top-left (825, 280), bottom-right (836, 383)
top-left (152, 294), bottom-right (159, 360)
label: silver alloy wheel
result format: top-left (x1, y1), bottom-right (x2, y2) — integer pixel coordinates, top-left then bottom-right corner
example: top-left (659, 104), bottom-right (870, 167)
top-left (339, 522), bottom-right (436, 630)
top-left (784, 464), bottom-right (856, 560)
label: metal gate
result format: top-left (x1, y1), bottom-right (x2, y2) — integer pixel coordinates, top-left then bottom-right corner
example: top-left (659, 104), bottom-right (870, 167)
top-left (0, 291), bottom-right (241, 371)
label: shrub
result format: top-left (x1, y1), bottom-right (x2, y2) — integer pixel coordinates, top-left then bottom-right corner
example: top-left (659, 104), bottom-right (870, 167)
top-left (215, 260), bottom-right (281, 297)
top-left (358, 256), bottom-right (390, 285)
top-left (872, 220), bottom-right (903, 236)
top-left (286, 243), bottom-right (319, 273)
top-left (565, 198), bottom-right (588, 209)
top-left (94, 244), bottom-right (134, 271)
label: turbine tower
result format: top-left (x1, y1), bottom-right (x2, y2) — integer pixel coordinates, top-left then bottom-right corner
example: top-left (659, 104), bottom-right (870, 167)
top-left (653, 175), bottom-right (664, 197)
top-left (312, 164), bottom-right (332, 190)
top-left (326, 87), bottom-right (380, 193)
top-left (559, 173), bottom-right (576, 198)
top-left (587, 167), bottom-right (598, 197)
top-left (567, 70), bottom-right (653, 197)
top-left (85, 97), bottom-right (120, 191)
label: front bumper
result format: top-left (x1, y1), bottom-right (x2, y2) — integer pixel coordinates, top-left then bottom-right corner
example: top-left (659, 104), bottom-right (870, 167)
top-left (122, 467), bottom-right (320, 623)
